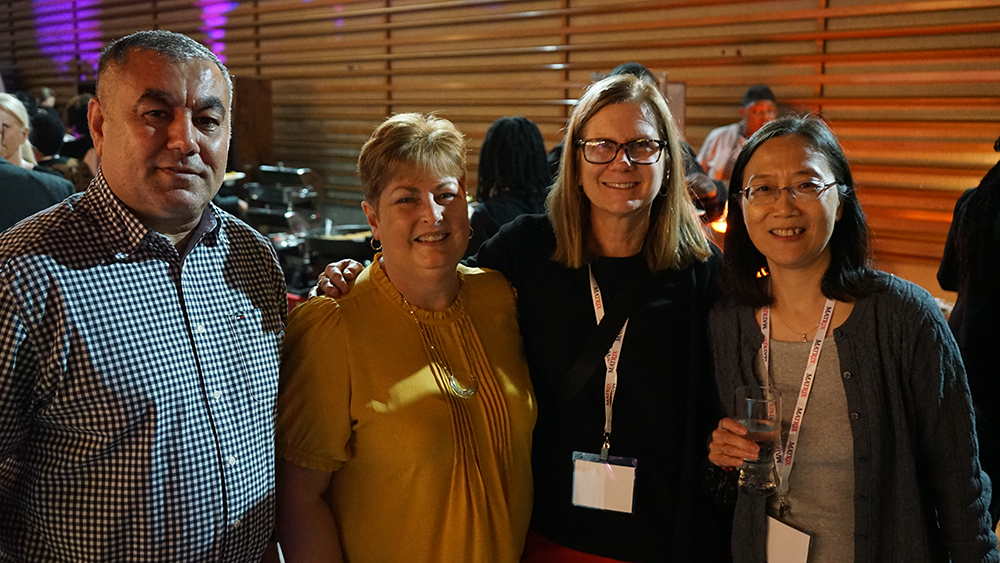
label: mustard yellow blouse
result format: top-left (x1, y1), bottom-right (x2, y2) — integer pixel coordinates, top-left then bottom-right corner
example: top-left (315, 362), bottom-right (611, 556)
top-left (276, 259), bottom-right (536, 563)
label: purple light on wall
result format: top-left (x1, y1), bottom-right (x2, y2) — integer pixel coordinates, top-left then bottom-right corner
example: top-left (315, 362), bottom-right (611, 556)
top-left (33, 0), bottom-right (102, 77)
top-left (332, 4), bottom-right (344, 29)
top-left (197, 1), bottom-right (238, 62)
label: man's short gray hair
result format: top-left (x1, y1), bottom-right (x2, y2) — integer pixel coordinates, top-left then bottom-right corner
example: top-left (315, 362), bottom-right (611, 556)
top-left (97, 30), bottom-right (232, 100)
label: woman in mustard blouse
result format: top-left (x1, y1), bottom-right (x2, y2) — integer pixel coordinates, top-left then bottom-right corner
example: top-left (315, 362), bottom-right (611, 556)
top-left (274, 113), bottom-right (536, 562)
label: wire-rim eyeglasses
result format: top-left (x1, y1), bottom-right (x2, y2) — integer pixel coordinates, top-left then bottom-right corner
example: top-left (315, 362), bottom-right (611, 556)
top-left (741, 180), bottom-right (839, 206)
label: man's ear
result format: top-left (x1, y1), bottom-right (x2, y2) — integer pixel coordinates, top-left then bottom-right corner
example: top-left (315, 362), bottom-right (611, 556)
top-left (362, 200), bottom-right (380, 241)
top-left (88, 97), bottom-right (106, 158)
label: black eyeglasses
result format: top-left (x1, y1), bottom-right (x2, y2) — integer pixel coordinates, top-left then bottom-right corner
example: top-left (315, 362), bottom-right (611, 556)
top-left (741, 180), bottom-right (838, 206)
top-left (576, 139), bottom-right (668, 165)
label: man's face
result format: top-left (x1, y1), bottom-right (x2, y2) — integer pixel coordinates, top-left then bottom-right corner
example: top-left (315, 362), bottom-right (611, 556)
top-left (89, 49), bottom-right (230, 235)
top-left (741, 100), bottom-right (778, 137)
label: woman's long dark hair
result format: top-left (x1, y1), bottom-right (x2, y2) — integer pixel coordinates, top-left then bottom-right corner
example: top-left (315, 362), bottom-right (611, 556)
top-left (476, 116), bottom-right (551, 212)
top-left (721, 114), bottom-right (880, 307)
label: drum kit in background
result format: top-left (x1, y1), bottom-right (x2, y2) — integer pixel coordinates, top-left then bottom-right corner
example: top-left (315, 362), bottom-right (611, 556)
top-left (225, 164), bottom-right (375, 297)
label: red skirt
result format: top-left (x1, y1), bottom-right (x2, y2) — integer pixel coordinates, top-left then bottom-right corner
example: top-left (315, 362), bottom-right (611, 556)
top-left (521, 530), bottom-right (630, 563)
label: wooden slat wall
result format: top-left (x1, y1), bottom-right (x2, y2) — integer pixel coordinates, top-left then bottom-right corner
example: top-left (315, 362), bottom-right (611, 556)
top-left (2, 0), bottom-right (998, 266)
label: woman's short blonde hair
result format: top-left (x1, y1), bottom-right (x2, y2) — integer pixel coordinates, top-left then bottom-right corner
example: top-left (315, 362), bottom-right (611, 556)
top-left (358, 113), bottom-right (467, 205)
top-left (0, 93), bottom-right (36, 164)
top-left (547, 74), bottom-right (711, 271)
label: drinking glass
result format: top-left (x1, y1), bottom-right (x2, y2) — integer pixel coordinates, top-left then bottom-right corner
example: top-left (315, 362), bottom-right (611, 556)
top-left (735, 385), bottom-right (780, 496)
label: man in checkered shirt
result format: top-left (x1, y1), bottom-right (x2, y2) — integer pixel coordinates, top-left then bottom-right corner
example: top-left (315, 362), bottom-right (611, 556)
top-left (0, 31), bottom-right (286, 561)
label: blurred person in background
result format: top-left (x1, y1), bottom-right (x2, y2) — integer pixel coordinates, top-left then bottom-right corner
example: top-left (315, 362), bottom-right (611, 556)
top-left (0, 110), bottom-right (73, 231)
top-left (62, 94), bottom-right (95, 158)
top-left (62, 93), bottom-right (99, 182)
top-left (467, 115), bottom-right (552, 255)
top-left (29, 106), bottom-right (69, 172)
top-left (29, 106), bottom-right (92, 191)
top-left (30, 86), bottom-right (56, 108)
top-left (0, 93), bottom-right (37, 170)
top-left (697, 85), bottom-right (778, 187)
top-left (938, 134), bottom-right (1000, 529)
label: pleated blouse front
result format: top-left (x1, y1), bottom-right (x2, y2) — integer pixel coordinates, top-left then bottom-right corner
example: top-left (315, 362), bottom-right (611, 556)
top-left (276, 259), bottom-right (536, 563)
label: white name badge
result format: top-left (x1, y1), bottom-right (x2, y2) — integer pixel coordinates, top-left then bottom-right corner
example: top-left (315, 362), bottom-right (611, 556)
top-left (767, 516), bottom-right (812, 563)
top-left (571, 451), bottom-right (637, 513)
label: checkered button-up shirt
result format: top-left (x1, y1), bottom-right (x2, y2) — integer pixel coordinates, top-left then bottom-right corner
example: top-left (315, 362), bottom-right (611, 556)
top-left (0, 171), bottom-right (286, 562)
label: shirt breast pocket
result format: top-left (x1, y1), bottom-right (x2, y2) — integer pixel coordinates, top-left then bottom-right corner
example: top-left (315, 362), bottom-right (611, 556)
top-left (228, 307), bottom-right (281, 407)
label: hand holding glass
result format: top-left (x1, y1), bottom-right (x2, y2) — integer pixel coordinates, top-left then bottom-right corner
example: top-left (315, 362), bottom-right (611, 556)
top-left (735, 386), bottom-right (780, 496)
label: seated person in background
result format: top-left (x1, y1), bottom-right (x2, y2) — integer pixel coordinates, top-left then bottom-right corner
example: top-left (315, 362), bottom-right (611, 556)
top-left (682, 141), bottom-right (727, 223)
top-left (0, 118), bottom-right (74, 231)
top-left (30, 106), bottom-right (92, 191)
top-left (467, 115), bottom-right (551, 255)
top-left (0, 93), bottom-right (37, 170)
top-left (697, 85), bottom-right (777, 186)
top-left (938, 136), bottom-right (1000, 529)
top-left (275, 112), bottom-right (536, 563)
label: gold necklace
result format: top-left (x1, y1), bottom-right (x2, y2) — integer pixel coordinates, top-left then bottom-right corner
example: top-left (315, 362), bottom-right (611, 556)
top-left (400, 295), bottom-right (478, 399)
top-left (772, 310), bottom-right (820, 343)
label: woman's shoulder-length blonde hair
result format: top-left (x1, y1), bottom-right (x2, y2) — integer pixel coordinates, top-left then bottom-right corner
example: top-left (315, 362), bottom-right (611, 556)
top-left (547, 74), bottom-right (711, 271)
top-left (358, 112), bottom-right (467, 206)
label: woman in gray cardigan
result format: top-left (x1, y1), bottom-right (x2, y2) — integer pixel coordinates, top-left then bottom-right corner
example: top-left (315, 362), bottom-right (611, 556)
top-left (707, 114), bottom-right (998, 563)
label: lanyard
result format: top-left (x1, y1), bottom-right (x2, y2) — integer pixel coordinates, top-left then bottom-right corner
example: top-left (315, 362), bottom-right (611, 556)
top-left (589, 266), bottom-right (628, 461)
top-left (760, 298), bottom-right (836, 502)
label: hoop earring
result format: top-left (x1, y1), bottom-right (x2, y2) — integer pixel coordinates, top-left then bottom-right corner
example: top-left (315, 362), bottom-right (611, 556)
top-left (658, 172), bottom-right (671, 197)
top-left (370, 238), bottom-right (382, 252)
top-left (468, 226), bottom-right (475, 240)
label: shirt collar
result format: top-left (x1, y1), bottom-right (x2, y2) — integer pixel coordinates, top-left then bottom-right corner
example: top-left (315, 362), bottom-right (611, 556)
top-left (178, 202), bottom-right (220, 260)
top-left (78, 167), bottom-right (222, 262)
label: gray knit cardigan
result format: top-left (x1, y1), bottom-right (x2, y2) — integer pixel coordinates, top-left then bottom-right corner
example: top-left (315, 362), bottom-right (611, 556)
top-left (709, 273), bottom-right (999, 563)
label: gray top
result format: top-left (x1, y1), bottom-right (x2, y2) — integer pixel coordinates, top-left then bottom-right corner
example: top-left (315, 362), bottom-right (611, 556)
top-left (763, 339), bottom-right (854, 563)
top-left (711, 272), bottom-right (998, 563)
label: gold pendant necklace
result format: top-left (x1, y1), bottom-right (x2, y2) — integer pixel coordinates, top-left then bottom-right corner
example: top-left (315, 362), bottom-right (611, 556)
top-left (773, 311), bottom-right (820, 343)
top-left (400, 296), bottom-right (478, 399)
